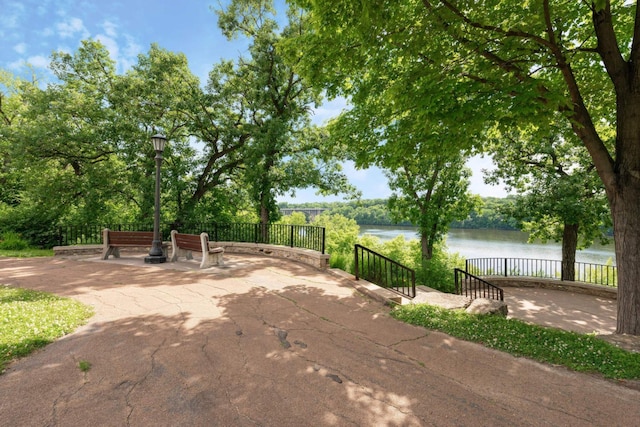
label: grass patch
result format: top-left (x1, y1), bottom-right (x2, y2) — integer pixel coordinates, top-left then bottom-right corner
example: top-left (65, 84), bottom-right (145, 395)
top-left (0, 249), bottom-right (54, 258)
top-left (78, 360), bottom-right (92, 372)
top-left (391, 303), bottom-right (640, 380)
top-left (0, 286), bottom-right (94, 373)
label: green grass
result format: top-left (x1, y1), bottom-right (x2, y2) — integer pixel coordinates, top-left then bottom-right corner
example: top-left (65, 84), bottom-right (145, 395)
top-left (0, 249), bottom-right (54, 258)
top-left (78, 359), bottom-right (92, 372)
top-left (0, 286), bottom-right (94, 373)
top-left (391, 303), bottom-right (640, 380)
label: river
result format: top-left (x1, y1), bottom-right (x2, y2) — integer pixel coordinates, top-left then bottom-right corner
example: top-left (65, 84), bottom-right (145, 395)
top-left (358, 225), bottom-right (616, 265)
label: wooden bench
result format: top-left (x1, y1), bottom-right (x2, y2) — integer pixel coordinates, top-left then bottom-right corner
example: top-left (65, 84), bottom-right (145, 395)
top-left (170, 230), bottom-right (224, 269)
top-left (102, 229), bottom-right (168, 260)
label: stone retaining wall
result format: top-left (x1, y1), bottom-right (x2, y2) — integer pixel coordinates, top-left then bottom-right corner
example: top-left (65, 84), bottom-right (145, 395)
top-left (209, 241), bottom-right (330, 270)
top-left (53, 244), bottom-right (103, 256)
top-left (53, 242), bottom-right (330, 270)
top-left (485, 276), bottom-right (617, 299)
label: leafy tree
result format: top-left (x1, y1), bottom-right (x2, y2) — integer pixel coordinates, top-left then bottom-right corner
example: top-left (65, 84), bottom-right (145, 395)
top-left (386, 152), bottom-right (479, 260)
top-left (215, 0), bottom-right (356, 226)
top-left (486, 126), bottom-right (611, 280)
top-left (291, 0), bottom-right (640, 335)
top-left (0, 70), bottom-right (31, 208)
top-left (5, 41), bottom-right (133, 230)
top-left (117, 44), bottom-right (244, 224)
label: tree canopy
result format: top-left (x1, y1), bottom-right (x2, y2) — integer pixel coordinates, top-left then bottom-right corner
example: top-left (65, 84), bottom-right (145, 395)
top-left (291, 0), bottom-right (640, 335)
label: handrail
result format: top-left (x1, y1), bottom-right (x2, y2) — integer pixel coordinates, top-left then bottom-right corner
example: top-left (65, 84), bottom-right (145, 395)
top-left (354, 244), bottom-right (415, 299)
top-left (465, 257), bottom-right (617, 287)
top-left (455, 268), bottom-right (504, 301)
top-left (57, 223), bottom-right (326, 254)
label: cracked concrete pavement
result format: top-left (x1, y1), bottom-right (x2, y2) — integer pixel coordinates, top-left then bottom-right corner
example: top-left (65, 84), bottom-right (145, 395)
top-left (0, 254), bottom-right (639, 426)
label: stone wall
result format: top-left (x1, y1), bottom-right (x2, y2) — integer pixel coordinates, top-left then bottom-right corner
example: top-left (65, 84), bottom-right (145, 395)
top-left (53, 242), bottom-right (331, 270)
top-left (209, 241), bottom-right (330, 270)
top-left (485, 276), bottom-right (617, 299)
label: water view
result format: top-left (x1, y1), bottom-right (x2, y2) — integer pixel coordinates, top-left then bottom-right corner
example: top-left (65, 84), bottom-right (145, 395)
top-left (358, 225), bottom-right (616, 265)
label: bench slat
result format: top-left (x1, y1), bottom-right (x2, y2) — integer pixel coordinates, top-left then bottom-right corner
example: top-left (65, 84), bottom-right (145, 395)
top-left (102, 229), bottom-right (167, 260)
top-left (108, 232), bottom-right (155, 246)
top-left (174, 234), bottom-right (202, 252)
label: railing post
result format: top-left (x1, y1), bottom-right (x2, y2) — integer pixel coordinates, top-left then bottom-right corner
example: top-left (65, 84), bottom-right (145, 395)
top-left (455, 269), bottom-right (460, 295)
top-left (321, 227), bottom-right (326, 254)
top-left (504, 258), bottom-right (508, 277)
top-left (290, 225), bottom-right (294, 248)
top-left (354, 245), bottom-right (360, 281)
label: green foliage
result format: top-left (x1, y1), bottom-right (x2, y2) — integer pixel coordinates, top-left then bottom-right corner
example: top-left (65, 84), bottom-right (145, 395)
top-left (311, 213), bottom-right (359, 255)
top-left (392, 304), bottom-right (640, 379)
top-left (450, 197), bottom-right (519, 230)
top-left (276, 211), bottom-right (307, 225)
top-left (214, 0), bottom-right (357, 223)
top-left (354, 232), bottom-right (463, 293)
top-left (0, 249), bottom-right (53, 258)
top-left (0, 201), bottom-right (62, 248)
top-left (78, 360), bottom-right (92, 372)
top-left (386, 154), bottom-right (480, 259)
top-left (485, 126), bottom-right (612, 251)
top-left (411, 241), bottom-right (466, 293)
top-left (0, 232), bottom-right (28, 250)
top-left (0, 286), bottom-right (93, 373)
top-left (281, 197), bottom-right (519, 229)
top-left (292, 0), bottom-right (640, 333)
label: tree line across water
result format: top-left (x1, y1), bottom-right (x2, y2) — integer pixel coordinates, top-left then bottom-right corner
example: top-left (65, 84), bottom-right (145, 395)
top-left (279, 197), bottom-right (520, 230)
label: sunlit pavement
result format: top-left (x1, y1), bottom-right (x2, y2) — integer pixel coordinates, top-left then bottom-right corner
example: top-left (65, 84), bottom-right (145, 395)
top-left (0, 255), bottom-right (638, 426)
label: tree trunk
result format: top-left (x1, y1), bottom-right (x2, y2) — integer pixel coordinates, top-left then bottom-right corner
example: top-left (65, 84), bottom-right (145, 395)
top-left (561, 223), bottom-right (578, 281)
top-left (608, 89), bottom-right (640, 335)
top-left (611, 183), bottom-right (640, 335)
top-left (259, 201), bottom-right (269, 243)
top-left (420, 230), bottom-right (433, 260)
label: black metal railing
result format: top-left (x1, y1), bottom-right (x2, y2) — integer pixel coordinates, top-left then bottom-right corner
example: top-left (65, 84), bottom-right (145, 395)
top-left (57, 223), bottom-right (155, 246)
top-left (57, 223), bottom-right (326, 254)
top-left (455, 268), bottom-right (504, 301)
top-left (465, 258), bottom-right (617, 287)
top-left (354, 244), bottom-right (415, 298)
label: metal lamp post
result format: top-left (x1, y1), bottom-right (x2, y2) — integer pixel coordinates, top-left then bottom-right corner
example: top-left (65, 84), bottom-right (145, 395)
top-left (144, 134), bottom-right (167, 264)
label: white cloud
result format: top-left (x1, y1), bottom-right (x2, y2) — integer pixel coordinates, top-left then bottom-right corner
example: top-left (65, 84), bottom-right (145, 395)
top-left (118, 35), bottom-right (143, 71)
top-left (95, 34), bottom-right (119, 61)
top-left (41, 27), bottom-right (55, 37)
top-left (26, 55), bottom-right (50, 69)
top-left (56, 44), bottom-right (73, 55)
top-left (102, 20), bottom-right (118, 38)
top-left (13, 42), bottom-right (27, 54)
top-left (7, 59), bottom-right (24, 71)
top-left (466, 155), bottom-right (509, 197)
top-left (1, 2), bottom-right (25, 29)
top-left (342, 161), bottom-right (375, 183)
top-left (56, 17), bottom-right (89, 39)
top-left (312, 96), bottom-right (349, 125)
top-left (8, 55), bottom-right (50, 71)
top-left (123, 35), bottom-right (142, 58)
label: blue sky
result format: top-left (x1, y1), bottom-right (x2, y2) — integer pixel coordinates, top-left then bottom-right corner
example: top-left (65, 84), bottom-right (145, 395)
top-left (1, 0), bottom-right (508, 202)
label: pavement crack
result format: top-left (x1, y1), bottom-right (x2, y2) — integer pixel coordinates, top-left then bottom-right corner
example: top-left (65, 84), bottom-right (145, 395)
top-left (124, 335), bottom-right (167, 426)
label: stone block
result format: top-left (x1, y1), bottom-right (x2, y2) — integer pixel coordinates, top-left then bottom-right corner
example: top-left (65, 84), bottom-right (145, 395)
top-left (465, 298), bottom-right (508, 316)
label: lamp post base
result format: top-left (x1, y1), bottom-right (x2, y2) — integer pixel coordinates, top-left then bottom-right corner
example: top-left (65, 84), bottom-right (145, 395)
top-left (144, 255), bottom-right (167, 264)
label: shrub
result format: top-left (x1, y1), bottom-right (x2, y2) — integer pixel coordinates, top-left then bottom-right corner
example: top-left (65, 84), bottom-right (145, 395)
top-left (312, 213), bottom-right (359, 255)
top-left (0, 232), bottom-right (29, 250)
top-left (412, 241), bottom-right (465, 293)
